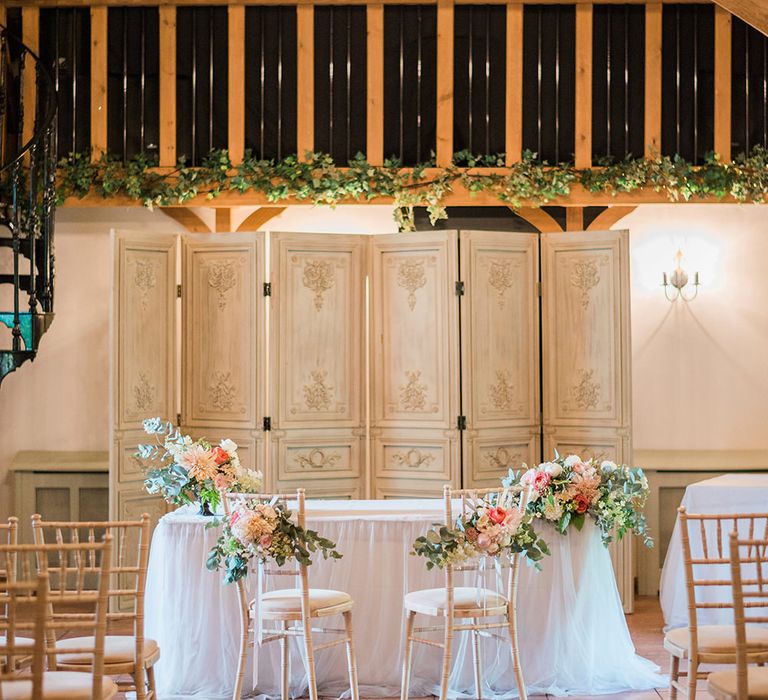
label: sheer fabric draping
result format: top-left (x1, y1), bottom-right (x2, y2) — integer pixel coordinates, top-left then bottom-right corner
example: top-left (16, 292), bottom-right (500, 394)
top-left (145, 500), bottom-right (664, 699)
top-left (660, 474), bottom-right (768, 629)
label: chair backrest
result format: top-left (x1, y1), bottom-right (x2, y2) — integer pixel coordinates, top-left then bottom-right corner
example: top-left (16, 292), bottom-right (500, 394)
top-left (0, 519), bottom-right (18, 625)
top-left (30, 514), bottom-right (150, 662)
top-left (0, 538), bottom-right (113, 697)
top-left (442, 484), bottom-right (529, 605)
top-left (0, 572), bottom-right (48, 696)
top-left (729, 532), bottom-right (768, 700)
top-left (678, 508), bottom-right (768, 649)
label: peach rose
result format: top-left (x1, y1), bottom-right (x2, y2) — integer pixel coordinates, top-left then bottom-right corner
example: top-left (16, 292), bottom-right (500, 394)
top-left (211, 446), bottom-right (230, 465)
top-left (488, 507), bottom-right (507, 525)
top-left (533, 471), bottom-right (552, 493)
top-left (574, 494), bottom-right (590, 514)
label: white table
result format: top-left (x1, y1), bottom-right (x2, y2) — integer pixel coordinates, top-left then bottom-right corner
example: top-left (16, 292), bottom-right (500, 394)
top-left (660, 473), bottom-right (768, 629)
top-left (145, 500), bottom-right (664, 699)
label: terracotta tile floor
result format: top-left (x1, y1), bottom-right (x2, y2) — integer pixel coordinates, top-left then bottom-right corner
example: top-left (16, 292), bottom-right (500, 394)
top-left (104, 595), bottom-right (675, 699)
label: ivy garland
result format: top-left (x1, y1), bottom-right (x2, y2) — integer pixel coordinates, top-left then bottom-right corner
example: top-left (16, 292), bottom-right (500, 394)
top-left (56, 147), bottom-right (768, 231)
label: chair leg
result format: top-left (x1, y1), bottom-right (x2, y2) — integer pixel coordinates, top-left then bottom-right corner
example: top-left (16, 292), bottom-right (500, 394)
top-left (281, 621), bottom-right (290, 700)
top-left (301, 613), bottom-right (319, 700)
top-left (147, 664), bottom-right (157, 700)
top-left (507, 605), bottom-right (526, 700)
top-left (343, 611), bottom-right (360, 700)
top-left (471, 620), bottom-right (482, 700)
top-left (134, 663), bottom-right (148, 700)
top-left (400, 611), bottom-right (416, 700)
top-left (686, 658), bottom-right (698, 700)
top-left (669, 654), bottom-right (680, 700)
top-left (439, 615), bottom-right (454, 700)
top-left (233, 581), bottom-right (250, 700)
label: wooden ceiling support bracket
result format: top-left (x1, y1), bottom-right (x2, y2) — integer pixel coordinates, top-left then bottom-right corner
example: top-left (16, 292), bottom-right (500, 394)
top-left (587, 206), bottom-right (637, 231)
top-left (237, 207), bottom-right (287, 232)
top-left (160, 208), bottom-right (211, 233)
top-left (513, 207), bottom-right (564, 233)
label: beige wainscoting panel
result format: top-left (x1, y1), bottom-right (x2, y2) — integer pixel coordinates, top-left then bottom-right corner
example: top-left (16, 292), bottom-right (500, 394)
top-left (541, 229), bottom-right (633, 612)
top-left (460, 230), bottom-right (541, 487)
top-left (111, 231), bottom-right (178, 525)
top-left (181, 234), bottom-right (264, 431)
top-left (269, 233), bottom-right (366, 497)
top-left (370, 231), bottom-right (460, 498)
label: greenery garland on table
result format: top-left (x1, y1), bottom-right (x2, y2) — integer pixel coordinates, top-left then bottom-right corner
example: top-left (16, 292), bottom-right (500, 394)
top-left (56, 146), bottom-right (768, 231)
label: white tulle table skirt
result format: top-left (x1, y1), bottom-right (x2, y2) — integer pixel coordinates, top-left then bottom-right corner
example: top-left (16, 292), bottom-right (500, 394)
top-left (145, 500), bottom-right (665, 700)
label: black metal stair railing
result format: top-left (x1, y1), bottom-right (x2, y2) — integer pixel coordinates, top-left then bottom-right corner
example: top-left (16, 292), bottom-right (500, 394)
top-left (0, 25), bottom-right (57, 386)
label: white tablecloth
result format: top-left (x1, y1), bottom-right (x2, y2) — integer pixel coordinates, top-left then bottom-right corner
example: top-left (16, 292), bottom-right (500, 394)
top-left (660, 473), bottom-right (768, 629)
top-left (145, 499), bottom-right (664, 699)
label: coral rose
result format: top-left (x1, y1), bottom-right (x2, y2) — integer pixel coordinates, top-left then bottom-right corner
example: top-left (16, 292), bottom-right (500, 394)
top-left (488, 507), bottom-right (507, 525)
top-left (211, 446), bottom-right (230, 465)
top-left (574, 494), bottom-right (590, 514)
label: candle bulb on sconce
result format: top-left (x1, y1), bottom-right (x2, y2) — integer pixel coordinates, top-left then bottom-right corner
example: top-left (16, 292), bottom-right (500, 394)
top-left (662, 250), bottom-right (700, 302)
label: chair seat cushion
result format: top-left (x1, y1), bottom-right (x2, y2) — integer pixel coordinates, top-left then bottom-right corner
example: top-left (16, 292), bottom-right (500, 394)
top-left (260, 588), bottom-right (352, 614)
top-left (55, 636), bottom-right (159, 666)
top-left (404, 587), bottom-right (508, 616)
top-left (0, 671), bottom-right (117, 699)
top-left (708, 667), bottom-right (768, 699)
top-left (665, 624), bottom-right (768, 654)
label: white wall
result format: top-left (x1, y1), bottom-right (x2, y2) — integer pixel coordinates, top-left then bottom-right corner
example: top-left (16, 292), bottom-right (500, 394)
top-left (0, 203), bottom-right (766, 519)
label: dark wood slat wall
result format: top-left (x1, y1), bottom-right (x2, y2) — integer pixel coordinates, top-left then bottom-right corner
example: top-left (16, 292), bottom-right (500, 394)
top-left (15, 2), bottom-right (768, 169)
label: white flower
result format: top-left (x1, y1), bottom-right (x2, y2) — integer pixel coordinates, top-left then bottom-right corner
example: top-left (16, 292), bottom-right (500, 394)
top-left (601, 460), bottom-right (618, 473)
top-left (235, 467), bottom-right (263, 493)
top-left (541, 461), bottom-right (563, 477)
top-left (543, 498), bottom-right (564, 522)
top-left (219, 438), bottom-right (239, 455)
top-left (564, 454), bottom-right (582, 468)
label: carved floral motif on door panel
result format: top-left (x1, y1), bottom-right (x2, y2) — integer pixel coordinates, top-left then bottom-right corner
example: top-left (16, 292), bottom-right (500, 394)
top-left (554, 250), bottom-right (617, 418)
top-left (283, 248), bottom-right (358, 423)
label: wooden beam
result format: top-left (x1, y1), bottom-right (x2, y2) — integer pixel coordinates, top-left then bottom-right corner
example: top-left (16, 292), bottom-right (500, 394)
top-left (505, 3), bottom-right (523, 165)
top-left (215, 208), bottom-right (231, 232)
top-left (297, 5), bottom-right (314, 160)
top-left (160, 208), bottom-right (211, 233)
top-left (644, 2), bottom-right (662, 157)
top-left (574, 4), bottom-right (593, 169)
top-left (90, 7), bottom-right (108, 159)
top-left (237, 207), bottom-right (287, 231)
top-left (366, 4), bottom-right (384, 165)
top-left (565, 207), bottom-right (584, 231)
top-left (228, 6), bottom-right (245, 164)
top-left (436, 0), bottom-right (454, 167)
top-left (714, 6), bottom-right (732, 161)
top-left (711, 0), bottom-right (768, 37)
top-left (514, 207), bottom-right (564, 233)
top-left (21, 7), bottom-right (39, 149)
top-left (7, 0), bottom-right (714, 6)
top-left (586, 206), bottom-right (637, 230)
top-left (159, 6), bottom-right (176, 167)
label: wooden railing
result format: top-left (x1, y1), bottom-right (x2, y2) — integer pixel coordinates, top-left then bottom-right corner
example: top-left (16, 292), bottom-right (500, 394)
top-left (3, 0), bottom-right (767, 208)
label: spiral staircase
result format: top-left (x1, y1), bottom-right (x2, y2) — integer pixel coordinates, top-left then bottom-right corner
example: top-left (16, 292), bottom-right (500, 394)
top-left (0, 25), bottom-right (57, 386)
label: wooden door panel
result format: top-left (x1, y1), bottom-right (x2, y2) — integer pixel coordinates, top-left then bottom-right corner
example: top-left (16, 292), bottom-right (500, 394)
top-left (371, 232), bottom-right (461, 493)
top-left (542, 231), bottom-right (630, 429)
top-left (469, 429), bottom-right (540, 488)
top-left (114, 233), bottom-right (177, 431)
top-left (182, 234), bottom-right (264, 430)
top-left (270, 233), bottom-right (366, 494)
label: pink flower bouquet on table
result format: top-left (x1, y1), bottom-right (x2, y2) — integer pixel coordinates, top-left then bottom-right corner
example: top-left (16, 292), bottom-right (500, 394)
top-left (137, 417), bottom-right (263, 514)
top-left (503, 453), bottom-right (653, 548)
top-left (412, 493), bottom-right (550, 570)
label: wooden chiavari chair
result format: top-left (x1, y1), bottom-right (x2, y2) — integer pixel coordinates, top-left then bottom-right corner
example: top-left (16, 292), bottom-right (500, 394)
top-left (0, 573), bottom-right (48, 698)
top-left (31, 514), bottom-right (158, 700)
top-left (0, 517), bottom-right (33, 672)
top-left (221, 489), bottom-right (359, 700)
top-left (0, 537), bottom-right (117, 699)
top-left (707, 532), bottom-right (768, 700)
top-left (400, 484), bottom-right (529, 700)
top-left (665, 508), bottom-right (768, 700)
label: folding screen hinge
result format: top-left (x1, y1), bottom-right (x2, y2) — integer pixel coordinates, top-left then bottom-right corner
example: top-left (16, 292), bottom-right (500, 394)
top-left (176, 413), bottom-right (182, 427)
top-left (535, 281), bottom-right (541, 297)
top-left (455, 281), bottom-right (465, 296)
top-left (263, 282), bottom-right (272, 297)
top-left (457, 415), bottom-right (467, 431)
top-left (263, 416), bottom-right (272, 431)
top-left (176, 284), bottom-right (182, 298)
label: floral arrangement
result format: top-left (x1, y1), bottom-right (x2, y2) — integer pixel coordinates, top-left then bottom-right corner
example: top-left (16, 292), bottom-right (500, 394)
top-left (412, 493), bottom-right (550, 570)
top-left (502, 454), bottom-right (652, 548)
top-left (206, 497), bottom-right (342, 583)
top-left (137, 417), bottom-right (263, 513)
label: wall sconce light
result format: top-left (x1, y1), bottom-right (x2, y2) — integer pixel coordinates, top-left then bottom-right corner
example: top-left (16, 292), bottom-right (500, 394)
top-left (662, 250), bottom-right (700, 301)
